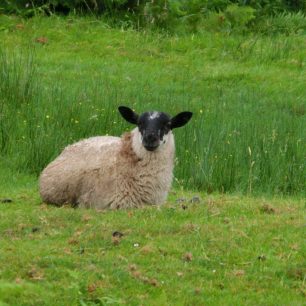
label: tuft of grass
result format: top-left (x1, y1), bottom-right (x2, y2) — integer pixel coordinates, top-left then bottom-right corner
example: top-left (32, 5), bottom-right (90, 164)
top-left (0, 15), bottom-right (305, 195)
top-left (255, 11), bottom-right (306, 35)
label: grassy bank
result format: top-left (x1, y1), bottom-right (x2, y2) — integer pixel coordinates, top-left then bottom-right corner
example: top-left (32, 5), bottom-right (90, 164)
top-left (1, 15), bottom-right (305, 195)
top-left (0, 168), bottom-right (305, 305)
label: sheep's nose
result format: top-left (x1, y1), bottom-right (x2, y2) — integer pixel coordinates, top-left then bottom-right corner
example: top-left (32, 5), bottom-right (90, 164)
top-left (143, 132), bottom-right (159, 151)
top-left (146, 133), bottom-right (158, 142)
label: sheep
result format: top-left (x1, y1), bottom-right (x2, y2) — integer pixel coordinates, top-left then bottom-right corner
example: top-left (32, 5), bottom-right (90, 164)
top-left (39, 106), bottom-right (192, 210)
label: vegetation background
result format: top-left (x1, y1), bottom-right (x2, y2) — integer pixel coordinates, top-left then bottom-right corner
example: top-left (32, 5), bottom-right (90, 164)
top-left (2, 0), bottom-right (306, 34)
top-left (0, 1), bottom-right (305, 305)
top-left (1, 0), bottom-right (305, 195)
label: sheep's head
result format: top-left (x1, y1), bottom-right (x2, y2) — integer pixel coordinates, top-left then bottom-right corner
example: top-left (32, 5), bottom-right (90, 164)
top-left (118, 106), bottom-right (193, 152)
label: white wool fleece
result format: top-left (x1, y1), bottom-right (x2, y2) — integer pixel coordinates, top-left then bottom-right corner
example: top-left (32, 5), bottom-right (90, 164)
top-left (39, 128), bottom-right (175, 210)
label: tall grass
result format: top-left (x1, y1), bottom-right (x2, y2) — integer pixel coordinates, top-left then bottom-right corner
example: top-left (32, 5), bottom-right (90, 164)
top-left (0, 27), bottom-right (305, 195)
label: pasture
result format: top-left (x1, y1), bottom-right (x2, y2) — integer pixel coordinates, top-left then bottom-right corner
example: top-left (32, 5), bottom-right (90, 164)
top-left (0, 14), bottom-right (305, 305)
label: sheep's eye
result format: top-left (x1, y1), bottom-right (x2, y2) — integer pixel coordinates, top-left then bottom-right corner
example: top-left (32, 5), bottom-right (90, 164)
top-left (163, 124), bottom-right (170, 133)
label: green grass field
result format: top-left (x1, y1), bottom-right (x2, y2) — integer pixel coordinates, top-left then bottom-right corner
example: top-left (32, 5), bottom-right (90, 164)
top-left (0, 14), bottom-right (305, 305)
top-left (1, 14), bottom-right (305, 194)
top-left (0, 167), bottom-right (305, 305)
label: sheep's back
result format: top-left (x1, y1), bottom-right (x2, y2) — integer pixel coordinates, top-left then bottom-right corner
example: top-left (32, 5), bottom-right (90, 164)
top-left (39, 136), bottom-right (120, 205)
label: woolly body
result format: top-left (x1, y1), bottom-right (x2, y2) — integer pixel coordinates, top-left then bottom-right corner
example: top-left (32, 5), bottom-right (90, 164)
top-left (39, 128), bottom-right (175, 209)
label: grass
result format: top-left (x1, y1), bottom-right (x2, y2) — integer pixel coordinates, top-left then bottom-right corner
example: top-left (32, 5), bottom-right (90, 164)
top-left (0, 14), bottom-right (305, 195)
top-left (0, 14), bottom-right (305, 305)
top-left (0, 169), bottom-right (305, 305)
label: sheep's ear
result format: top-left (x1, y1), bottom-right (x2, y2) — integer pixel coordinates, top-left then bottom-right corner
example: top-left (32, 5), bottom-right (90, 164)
top-left (170, 112), bottom-right (193, 129)
top-left (118, 106), bottom-right (139, 124)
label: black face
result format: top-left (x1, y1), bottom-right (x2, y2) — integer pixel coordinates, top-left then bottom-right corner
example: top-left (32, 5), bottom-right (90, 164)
top-left (138, 112), bottom-right (171, 151)
top-left (118, 106), bottom-right (193, 152)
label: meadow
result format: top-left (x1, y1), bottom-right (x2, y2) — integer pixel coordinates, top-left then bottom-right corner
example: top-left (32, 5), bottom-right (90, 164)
top-left (0, 14), bottom-right (305, 195)
top-left (0, 166), bottom-right (305, 305)
top-left (0, 14), bottom-right (305, 305)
